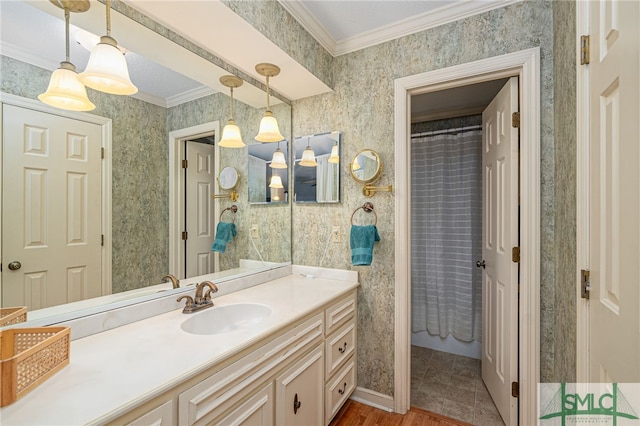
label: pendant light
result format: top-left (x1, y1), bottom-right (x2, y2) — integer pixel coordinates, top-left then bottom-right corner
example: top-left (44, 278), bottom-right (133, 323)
top-left (78, 0), bottom-right (137, 95)
top-left (269, 172), bottom-right (284, 188)
top-left (38, 0), bottom-right (95, 112)
top-left (218, 75), bottom-right (245, 148)
top-left (255, 63), bottom-right (284, 142)
top-left (352, 156), bottom-right (361, 171)
top-left (299, 137), bottom-right (317, 167)
top-left (328, 142), bottom-right (340, 164)
top-left (270, 142), bottom-right (287, 169)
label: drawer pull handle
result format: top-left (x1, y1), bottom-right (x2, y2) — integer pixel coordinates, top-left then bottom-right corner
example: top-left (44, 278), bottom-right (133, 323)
top-left (293, 393), bottom-right (302, 414)
top-left (338, 382), bottom-right (347, 395)
top-left (338, 342), bottom-right (347, 353)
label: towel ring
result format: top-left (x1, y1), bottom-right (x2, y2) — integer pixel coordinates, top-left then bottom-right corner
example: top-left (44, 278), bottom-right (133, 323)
top-left (219, 205), bottom-right (238, 222)
top-left (350, 202), bottom-right (377, 226)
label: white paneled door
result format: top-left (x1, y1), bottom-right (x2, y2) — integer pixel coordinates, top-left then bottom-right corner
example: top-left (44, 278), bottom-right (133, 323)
top-left (185, 140), bottom-right (215, 278)
top-left (587, 0), bottom-right (640, 382)
top-left (2, 105), bottom-right (103, 310)
top-left (481, 77), bottom-right (519, 425)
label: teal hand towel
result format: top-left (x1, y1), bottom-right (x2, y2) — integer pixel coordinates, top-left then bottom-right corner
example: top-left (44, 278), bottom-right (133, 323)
top-left (350, 225), bottom-right (381, 266)
top-left (212, 222), bottom-right (237, 253)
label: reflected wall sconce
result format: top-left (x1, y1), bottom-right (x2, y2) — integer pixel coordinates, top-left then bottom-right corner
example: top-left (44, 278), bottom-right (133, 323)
top-left (218, 75), bottom-right (245, 148)
top-left (38, 0), bottom-right (95, 112)
top-left (255, 63), bottom-right (284, 142)
top-left (269, 173), bottom-right (284, 189)
top-left (328, 142), bottom-right (340, 164)
top-left (78, 0), bottom-right (137, 95)
top-left (299, 137), bottom-right (317, 167)
top-left (270, 142), bottom-right (287, 169)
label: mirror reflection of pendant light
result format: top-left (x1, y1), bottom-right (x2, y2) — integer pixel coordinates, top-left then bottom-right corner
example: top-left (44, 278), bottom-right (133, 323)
top-left (218, 75), bottom-right (245, 148)
top-left (328, 142), bottom-right (340, 163)
top-left (299, 137), bottom-right (317, 167)
top-left (270, 142), bottom-right (287, 169)
top-left (78, 0), bottom-right (137, 95)
top-left (255, 63), bottom-right (284, 142)
top-left (38, 0), bottom-right (95, 112)
top-left (269, 172), bottom-right (284, 188)
top-left (352, 156), bottom-right (361, 171)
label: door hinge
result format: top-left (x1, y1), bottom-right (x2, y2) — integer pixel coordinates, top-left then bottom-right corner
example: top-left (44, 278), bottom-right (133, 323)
top-left (581, 269), bottom-right (590, 299)
top-left (512, 112), bottom-right (520, 128)
top-left (182, 160), bottom-right (188, 169)
top-left (512, 246), bottom-right (520, 263)
top-left (512, 381), bottom-right (519, 398)
top-left (101, 147), bottom-right (105, 159)
top-left (101, 234), bottom-right (104, 246)
top-left (182, 231), bottom-right (188, 240)
top-left (580, 35), bottom-right (590, 65)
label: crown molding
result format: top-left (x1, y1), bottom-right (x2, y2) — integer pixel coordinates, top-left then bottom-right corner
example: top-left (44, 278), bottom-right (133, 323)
top-left (280, 0), bottom-right (522, 57)
top-left (1, 41), bottom-right (59, 71)
top-left (165, 86), bottom-right (217, 108)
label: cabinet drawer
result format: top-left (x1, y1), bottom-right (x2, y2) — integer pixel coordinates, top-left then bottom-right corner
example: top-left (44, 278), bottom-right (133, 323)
top-left (325, 291), bottom-right (356, 335)
top-left (126, 400), bottom-right (174, 426)
top-left (325, 319), bottom-right (355, 377)
top-left (325, 358), bottom-right (356, 425)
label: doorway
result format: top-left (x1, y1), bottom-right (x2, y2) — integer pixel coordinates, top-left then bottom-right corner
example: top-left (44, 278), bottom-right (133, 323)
top-left (393, 48), bottom-right (541, 425)
top-left (168, 121), bottom-right (220, 279)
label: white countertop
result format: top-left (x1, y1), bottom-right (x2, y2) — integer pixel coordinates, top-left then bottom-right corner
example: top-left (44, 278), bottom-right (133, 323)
top-left (0, 272), bottom-right (358, 426)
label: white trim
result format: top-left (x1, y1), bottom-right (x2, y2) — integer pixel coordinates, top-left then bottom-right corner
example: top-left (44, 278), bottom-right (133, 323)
top-left (0, 92), bottom-right (113, 296)
top-left (393, 48), bottom-right (541, 426)
top-left (350, 387), bottom-right (394, 412)
top-left (279, 0), bottom-right (522, 57)
top-left (165, 86), bottom-right (217, 109)
top-left (168, 122), bottom-right (220, 278)
top-left (575, 0), bottom-right (590, 383)
top-left (0, 41), bottom-right (59, 71)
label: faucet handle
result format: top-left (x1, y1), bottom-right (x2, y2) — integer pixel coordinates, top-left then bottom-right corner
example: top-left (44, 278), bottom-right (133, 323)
top-left (177, 295), bottom-right (194, 307)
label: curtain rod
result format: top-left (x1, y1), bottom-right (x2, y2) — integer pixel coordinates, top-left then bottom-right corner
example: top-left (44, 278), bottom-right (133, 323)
top-left (411, 124), bottom-right (482, 138)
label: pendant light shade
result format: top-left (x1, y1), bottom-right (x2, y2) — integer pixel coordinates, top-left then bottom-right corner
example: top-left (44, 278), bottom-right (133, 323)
top-left (352, 156), bottom-right (361, 171)
top-left (255, 63), bottom-right (284, 142)
top-left (78, 0), bottom-right (137, 95)
top-left (328, 143), bottom-right (340, 163)
top-left (79, 36), bottom-right (137, 95)
top-left (39, 62), bottom-right (95, 111)
top-left (39, 2), bottom-right (94, 112)
top-left (270, 147), bottom-right (287, 169)
top-left (269, 173), bottom-right (284, 188)
top-left (300, 140), bottom-right (317, 167)
top-left (218, 75), bottom-right (245, 148)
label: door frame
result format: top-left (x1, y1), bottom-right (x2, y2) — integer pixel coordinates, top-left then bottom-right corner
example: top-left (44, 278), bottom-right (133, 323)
top-left (393, 48), bottom-right (541, 425)
top-left (168, 121), bottom-right (220, 278)
top-left (0, 92), bottom-right (113, 296)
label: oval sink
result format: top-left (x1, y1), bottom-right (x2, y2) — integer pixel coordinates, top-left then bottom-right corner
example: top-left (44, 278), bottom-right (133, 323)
top-left (180, 303), bottom-right (272, 335)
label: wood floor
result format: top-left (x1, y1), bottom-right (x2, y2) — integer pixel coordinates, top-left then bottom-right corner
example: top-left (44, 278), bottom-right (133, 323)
top-left (330, 400), bottom-right (473, 426)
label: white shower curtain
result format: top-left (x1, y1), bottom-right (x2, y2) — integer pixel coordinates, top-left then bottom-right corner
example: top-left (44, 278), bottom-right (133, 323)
top-left (410, 129), bottom-right (483, 342)
top-left (316, 154), bottom-right (338, 202)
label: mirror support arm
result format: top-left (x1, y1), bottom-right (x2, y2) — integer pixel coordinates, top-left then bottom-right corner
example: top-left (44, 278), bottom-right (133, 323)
top-left (362, 184), bottom-right (393, 198)
top-left (212, 191), bottom-right (239, 202)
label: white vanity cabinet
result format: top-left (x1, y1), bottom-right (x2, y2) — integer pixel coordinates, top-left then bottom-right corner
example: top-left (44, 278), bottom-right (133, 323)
top-left (105, 288), bottom-right (357, 426)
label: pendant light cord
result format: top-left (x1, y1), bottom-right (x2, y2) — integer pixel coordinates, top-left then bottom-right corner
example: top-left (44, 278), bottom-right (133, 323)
top-left (265, 75), bottom-right (271, 111)
top-left (64, 8), bottom-right (70, 62)
top-left (105, 0), bottom-right (112, 37)
top-left (229, 87), bottom-right (234, 120)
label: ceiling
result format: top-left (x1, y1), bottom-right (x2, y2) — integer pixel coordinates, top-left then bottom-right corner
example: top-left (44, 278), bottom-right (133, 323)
top-left (1, 0), bottom-right (517, 108)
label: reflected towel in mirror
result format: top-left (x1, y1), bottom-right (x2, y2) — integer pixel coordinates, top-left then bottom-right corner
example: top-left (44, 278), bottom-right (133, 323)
top-left (212, 222), bottom-right (237, 253)
top-left (350, 225), bottom-right (380, 266)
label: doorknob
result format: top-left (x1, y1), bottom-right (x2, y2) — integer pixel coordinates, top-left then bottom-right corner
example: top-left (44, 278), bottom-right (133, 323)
top-left (476, 260), bottom-right (486, 269)
top-left (7, 261), bottom-right (22, 271)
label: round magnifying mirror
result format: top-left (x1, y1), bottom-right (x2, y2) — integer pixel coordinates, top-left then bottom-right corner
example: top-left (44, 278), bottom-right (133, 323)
top-left (350, 149), bottom-right (383, 184)
top-left (218, 166), bottom-right (239, 190)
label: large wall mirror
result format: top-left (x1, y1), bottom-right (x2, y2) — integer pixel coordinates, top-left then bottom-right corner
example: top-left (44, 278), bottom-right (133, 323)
top-left (248, 142), bottom-right (289, 204)
top-left (293, 131), bottom-right (341, 203)
top-left (0, 1), bottom-right (291, 325)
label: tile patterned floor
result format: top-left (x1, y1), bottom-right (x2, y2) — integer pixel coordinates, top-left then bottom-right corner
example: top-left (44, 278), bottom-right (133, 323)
top-left (411, 345), bottom-right (505, 425)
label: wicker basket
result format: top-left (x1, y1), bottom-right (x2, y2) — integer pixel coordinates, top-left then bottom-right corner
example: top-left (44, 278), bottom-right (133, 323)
top-left (0, 307), bottom-right (28, 327)
top-left (0, 327), bottom-right (70, 407)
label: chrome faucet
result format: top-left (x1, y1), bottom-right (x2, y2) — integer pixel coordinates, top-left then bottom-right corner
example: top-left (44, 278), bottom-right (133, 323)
top-left (177, 281), bottom-right (219, 313)
top-left (161, 274), bottom-right (180, 289)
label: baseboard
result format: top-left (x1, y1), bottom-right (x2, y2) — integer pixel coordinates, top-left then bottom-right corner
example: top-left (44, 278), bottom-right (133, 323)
top-left (349, 387), bottom-right (394, 412)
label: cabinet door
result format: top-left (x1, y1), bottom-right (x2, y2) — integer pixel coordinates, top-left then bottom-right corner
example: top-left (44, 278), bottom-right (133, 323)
top-left (126, 400), bottom-right (174, 426)
top-left (275, 345), bottom-right (324, 426)
top-left (214, 383), bottom-right (274, 426)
